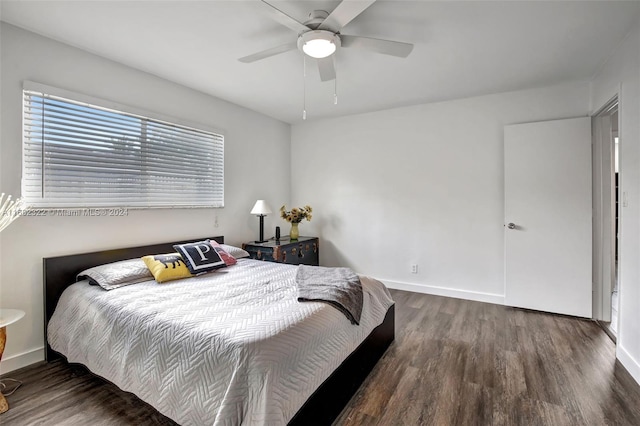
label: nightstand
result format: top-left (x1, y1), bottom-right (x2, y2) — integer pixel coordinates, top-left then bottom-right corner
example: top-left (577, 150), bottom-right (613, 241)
top-left (0, 309), bottom-right (25, 414)
top-left (242, 237), bottom-right (319, 266)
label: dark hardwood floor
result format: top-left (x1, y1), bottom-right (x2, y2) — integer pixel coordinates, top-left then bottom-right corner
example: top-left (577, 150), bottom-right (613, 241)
top-left (2, 289), bottom-right (640, 425)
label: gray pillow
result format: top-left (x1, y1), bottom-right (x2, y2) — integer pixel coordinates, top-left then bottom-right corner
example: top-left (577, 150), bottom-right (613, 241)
top-left (219, 244), bottom-right (250, 259)
top-left (77, 258), bottom-right (153, 290)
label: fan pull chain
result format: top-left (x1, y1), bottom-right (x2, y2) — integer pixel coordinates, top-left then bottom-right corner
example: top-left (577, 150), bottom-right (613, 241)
top-left (334, 56), bottom-right (338, 105)
top-left (303, 55), bottom-right (307, 120)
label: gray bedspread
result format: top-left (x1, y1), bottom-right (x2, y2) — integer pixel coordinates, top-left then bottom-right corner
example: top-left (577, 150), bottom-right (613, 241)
top-left (296, 265), bottom-right (363, 325)
top-left (49, 259), bottom-right (393, 425)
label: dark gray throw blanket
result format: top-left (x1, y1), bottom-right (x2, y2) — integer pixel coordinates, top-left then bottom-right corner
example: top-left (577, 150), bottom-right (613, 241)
top-left (295, 265), bottom-right (363, 325)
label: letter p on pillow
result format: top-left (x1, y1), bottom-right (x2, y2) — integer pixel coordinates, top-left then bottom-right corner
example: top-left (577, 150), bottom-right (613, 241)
top-left (173, 240), bottom-right (226, 274)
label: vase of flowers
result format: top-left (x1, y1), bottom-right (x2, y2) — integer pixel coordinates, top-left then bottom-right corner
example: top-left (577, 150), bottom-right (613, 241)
top-left (280, 205), bottom-right (312, 241)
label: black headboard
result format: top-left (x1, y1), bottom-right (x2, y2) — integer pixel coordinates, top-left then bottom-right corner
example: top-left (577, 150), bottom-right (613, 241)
top-left (43, 236), bottom-right (224, 361)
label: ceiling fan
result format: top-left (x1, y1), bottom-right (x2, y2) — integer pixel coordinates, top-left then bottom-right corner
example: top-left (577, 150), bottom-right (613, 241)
top-left (239, 0), bottom-right (414, 82)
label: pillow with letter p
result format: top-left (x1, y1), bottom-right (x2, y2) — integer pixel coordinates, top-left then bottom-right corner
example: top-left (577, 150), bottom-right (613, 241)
top-left (173, 240), bottom-right (226, 274)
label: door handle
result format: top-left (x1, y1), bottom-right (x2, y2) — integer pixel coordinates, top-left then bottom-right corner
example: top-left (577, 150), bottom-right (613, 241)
top-left (507, 223), bottom-right (516, 229)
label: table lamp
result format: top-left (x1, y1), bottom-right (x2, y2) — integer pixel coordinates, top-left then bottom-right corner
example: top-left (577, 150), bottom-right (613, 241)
top-left (250, 200), bottom-right (272, 243)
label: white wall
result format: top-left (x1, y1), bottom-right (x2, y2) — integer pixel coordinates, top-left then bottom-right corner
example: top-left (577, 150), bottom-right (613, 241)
top-left (291, 82), bottom-right (590, 303)
top-left (0, 23), bottom-right (291, 373)
top-left (591, 17), bottom-right (640, 384)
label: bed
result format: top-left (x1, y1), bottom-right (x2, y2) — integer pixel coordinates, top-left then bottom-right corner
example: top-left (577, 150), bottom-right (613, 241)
top-left (43, 237), bottom-right (395, 425)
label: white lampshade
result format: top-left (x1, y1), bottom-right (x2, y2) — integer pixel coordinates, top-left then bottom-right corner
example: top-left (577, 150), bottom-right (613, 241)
top-left (250, 200), bottom-right (272, 216)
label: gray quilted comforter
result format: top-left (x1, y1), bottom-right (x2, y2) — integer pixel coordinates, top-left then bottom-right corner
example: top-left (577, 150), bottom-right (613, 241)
top-left (48, 259), bottom-right (393, 425)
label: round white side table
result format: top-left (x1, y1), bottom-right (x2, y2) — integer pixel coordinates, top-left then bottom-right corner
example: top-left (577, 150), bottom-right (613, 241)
top-left (0, 309), bottom-right (25, 415)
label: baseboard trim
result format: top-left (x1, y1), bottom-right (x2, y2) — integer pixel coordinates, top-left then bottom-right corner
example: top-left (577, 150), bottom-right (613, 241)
top-left (0, 346), bottom-right (43, 375)
top-left (617, 344), bottom-right (640, 386)
top-left (382, 279), bottom-right (505, 305)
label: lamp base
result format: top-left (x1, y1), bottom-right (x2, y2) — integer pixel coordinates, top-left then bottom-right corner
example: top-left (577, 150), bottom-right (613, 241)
top-left (255, 215), bottom-right (267, 244)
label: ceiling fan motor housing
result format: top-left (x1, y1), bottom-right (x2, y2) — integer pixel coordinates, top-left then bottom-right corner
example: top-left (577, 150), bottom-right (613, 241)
top-left (303, 10), bottom-right (330, 29)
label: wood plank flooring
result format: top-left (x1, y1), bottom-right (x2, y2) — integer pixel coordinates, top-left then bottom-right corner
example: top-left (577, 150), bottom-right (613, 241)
top-left (335, 290), bottom-right (640, 425)
top-left (2, 289), bottom-right (640, 425)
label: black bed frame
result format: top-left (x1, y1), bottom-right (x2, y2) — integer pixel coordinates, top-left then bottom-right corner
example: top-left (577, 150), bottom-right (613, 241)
top-left (43, 236), bottom-right (395, 425)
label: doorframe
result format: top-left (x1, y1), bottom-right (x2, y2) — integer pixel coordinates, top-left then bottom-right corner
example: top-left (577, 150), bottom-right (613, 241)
top-left (591, 94), bottom-right (619, 327)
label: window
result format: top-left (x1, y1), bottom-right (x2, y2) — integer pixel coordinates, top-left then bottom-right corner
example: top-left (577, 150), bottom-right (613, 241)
top-left (22, 82), bottom-right (224, 208)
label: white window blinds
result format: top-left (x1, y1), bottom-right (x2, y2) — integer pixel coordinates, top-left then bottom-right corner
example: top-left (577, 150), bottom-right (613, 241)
top-left (22, 84), bottom-right (224, 208)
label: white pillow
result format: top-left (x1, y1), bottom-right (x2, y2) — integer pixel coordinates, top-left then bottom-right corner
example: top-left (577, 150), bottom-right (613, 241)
top-left (77, 258), bottom-right (153, 290)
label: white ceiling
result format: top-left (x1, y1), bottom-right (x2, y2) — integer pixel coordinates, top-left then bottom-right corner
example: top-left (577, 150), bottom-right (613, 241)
top-left (2, 1), bottom-right (639, 124)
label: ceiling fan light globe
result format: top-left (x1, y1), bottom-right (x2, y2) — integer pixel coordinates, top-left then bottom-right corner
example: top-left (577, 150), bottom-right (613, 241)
top-left (303, 39), bottom-right (336, 58)
top-left (298, 30), bottom-right (341, 59)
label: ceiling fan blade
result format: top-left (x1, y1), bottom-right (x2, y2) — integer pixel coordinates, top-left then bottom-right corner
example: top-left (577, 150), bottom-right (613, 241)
top-left (317, 57), bottom-right (336, 82)
top-left (238, 42), bottom-right (297, 63)
top-left (340, 35), bottom-right (414, 58)
top-left (318, 0), bottom-right (376, 32)
top-left (260, 0), bottom-right (310, 34)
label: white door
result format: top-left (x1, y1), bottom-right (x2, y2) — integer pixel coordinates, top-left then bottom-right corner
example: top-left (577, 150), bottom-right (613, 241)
top-left (504, 117), bottom-right (592, 318)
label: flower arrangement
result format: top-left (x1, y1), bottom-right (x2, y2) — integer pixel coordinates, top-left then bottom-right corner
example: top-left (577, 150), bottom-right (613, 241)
top-left (280, 205), bottom-right (312, 223)
top-left (0, 193), bottom-right (25, 233)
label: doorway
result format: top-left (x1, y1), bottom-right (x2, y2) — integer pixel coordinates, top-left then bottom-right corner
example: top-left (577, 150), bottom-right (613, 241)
top-left (592, 98), bottom-right (619, 338)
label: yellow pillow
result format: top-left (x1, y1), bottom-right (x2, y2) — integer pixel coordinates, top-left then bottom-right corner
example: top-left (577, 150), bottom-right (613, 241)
top-left (142, 253), bottom-right (193, 283)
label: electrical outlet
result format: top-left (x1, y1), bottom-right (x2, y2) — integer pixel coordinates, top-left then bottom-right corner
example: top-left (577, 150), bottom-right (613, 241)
top-left (411, 264), bottom-right (418, 274)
